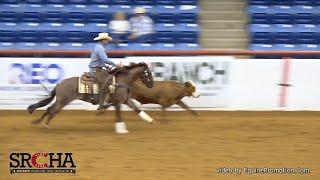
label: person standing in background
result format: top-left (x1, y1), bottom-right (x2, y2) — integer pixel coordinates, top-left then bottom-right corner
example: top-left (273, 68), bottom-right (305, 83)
top-left (109, 12), bottom-right (130, 44)
top-left (129, 7), bottom-right (155, 43)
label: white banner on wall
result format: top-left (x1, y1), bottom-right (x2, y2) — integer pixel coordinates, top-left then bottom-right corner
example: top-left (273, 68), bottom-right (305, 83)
top-left (0, 58), bottom-right (91, 109)
top-left (228, 59), bottom-right (282, 109)
top-left (287, 59), bottom-right (320, 109)
top-left (0, 56), bottom-right (233, 110)
top-left (1, 57), bottom-right (320, 110)
top-left (229, 59), bottom-right (320, 110)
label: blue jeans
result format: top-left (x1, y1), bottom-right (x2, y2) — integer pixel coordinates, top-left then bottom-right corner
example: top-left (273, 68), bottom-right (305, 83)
top-left (110, 33), bottom-right (129, 44)
top-left (89, 67), bottom-right (105, 77)
top-left (130, 34), bottom-right (154, 43)
top-left (89, 68), bottom-right (96, 76)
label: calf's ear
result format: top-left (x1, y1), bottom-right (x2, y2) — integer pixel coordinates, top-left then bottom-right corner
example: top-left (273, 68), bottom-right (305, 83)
top-left (185, 82), bottom-right (192, 87)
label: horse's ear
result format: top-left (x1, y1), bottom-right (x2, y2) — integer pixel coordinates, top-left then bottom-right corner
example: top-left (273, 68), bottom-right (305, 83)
top-left (139, 62), bottom-right (146, 66)
top-left (143, 62), bottom-right (149, 68)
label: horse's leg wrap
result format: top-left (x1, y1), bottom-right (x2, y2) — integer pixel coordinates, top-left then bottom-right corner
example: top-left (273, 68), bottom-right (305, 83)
top-left (139, 111), bottom-right (154, 123)
top-left (115, 122), bottom-right (129, 134)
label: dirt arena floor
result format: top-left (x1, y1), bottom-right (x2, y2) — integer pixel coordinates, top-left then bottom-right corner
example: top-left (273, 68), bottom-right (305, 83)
top-left (0, 110), bottom-right (319, 180)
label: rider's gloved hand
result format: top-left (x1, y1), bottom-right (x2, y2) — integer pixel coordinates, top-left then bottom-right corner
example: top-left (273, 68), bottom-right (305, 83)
top-left (110, 66), bottom-right (117, 71)
top-left (117, 60), bottom-right (124, 67)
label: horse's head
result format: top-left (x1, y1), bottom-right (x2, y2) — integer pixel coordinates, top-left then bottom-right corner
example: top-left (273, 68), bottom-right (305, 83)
top-left (126, 62), bottom-right (154, 88)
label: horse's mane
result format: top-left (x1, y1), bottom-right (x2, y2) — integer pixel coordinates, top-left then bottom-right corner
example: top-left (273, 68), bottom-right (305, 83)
top-left (125, 62), bottom-right (148, 70)
top-left (110, 62), bottom-right (148, 75)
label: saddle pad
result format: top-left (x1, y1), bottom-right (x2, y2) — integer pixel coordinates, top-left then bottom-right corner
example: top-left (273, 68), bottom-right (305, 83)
top-left (78, 78), bottom-right (99, 94)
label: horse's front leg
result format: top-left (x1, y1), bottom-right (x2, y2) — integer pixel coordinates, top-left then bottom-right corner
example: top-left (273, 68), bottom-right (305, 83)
top-left (114, 103), bottom-right (129, 134)
top-left (126, 99), bottom-right (154, 123)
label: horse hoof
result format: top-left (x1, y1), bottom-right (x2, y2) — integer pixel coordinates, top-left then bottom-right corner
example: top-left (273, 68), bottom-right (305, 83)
top-left (27, 109), bottom-right (33, 114)
top-left (115, 129), bottom-right (129, 134)
top-left (139, 111), bottom-right (154, 123)
top-left (27, 106), bottom-right (34, 114)
top-left (149, 120), bottom-right (158, 124)
top-left (41, 123), bottom-right (50, 129)
top-left (96, 110), bottom-right (105, 116)
top-left (97, 103), bottom-right (112, 111)
top-left (97, 106), bottom-right (103, 111)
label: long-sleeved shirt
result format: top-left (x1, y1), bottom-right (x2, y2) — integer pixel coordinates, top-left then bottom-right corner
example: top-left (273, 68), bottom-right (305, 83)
top-left (89, 43), bottom-right (115, 69)
top-left (130, 15), bottom-right (154, 36)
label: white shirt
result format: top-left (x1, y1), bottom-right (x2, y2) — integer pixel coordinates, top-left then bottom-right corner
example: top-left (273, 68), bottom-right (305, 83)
top-left (130, 15), bottom-right (154, 36)
top-left (109, 20), bottom-right (130, 34)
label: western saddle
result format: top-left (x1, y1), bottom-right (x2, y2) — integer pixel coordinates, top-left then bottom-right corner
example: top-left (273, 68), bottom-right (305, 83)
top-left (79, 72), bottom-right (99, 94)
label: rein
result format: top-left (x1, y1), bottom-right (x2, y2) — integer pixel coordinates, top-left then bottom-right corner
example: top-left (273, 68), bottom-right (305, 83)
top-left (116, 83), bottom-right (131, 90)
top-left (104, 63), bottom-right (149, 91)
top-left (104, 68), bottom-right (130, 91)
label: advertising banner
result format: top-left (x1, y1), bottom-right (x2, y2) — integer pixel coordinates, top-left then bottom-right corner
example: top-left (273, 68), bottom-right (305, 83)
top-left (0, 58), bottom-right (91, 109)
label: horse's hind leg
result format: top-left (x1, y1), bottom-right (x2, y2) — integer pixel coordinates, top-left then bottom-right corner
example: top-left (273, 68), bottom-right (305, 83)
top-left (31, 101), bottom-right (61, 128)
top-left (31, 111), bottom-right (49, 124)
top-left (43, 98), bottom-right (71, 127)
top-left (40, 103), bottom-right (58, 128)
top-left (126, 99), bottom-right (154, 123)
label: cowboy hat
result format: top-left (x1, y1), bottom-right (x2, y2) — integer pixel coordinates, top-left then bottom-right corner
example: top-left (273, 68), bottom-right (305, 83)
top-left (134, 7), bottom-right (147, 14)
top-left (94, 32), bottom-right (113, 41)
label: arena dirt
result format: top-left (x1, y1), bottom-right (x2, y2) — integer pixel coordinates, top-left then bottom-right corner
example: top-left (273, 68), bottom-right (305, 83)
top-left (0, 110), bottom-right (319, 180)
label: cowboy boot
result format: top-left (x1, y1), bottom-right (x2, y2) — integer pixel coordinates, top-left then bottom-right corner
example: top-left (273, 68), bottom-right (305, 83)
top-left (97, 94), bottom-right (112, 110)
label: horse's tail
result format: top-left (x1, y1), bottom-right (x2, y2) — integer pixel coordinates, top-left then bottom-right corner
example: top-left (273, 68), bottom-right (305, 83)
top-left (27, 88), bottom-right (56, 114)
